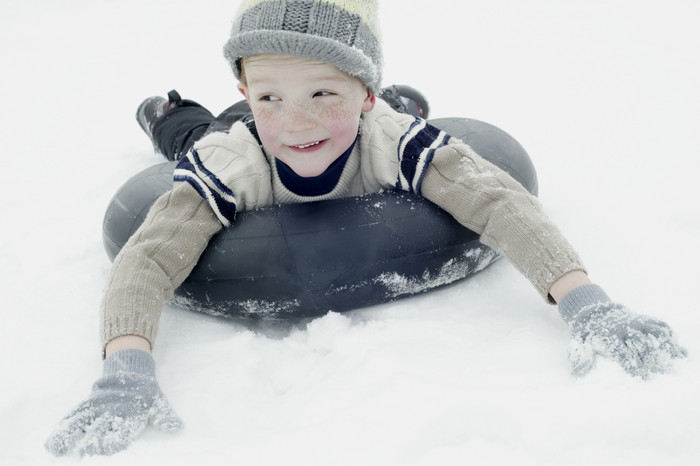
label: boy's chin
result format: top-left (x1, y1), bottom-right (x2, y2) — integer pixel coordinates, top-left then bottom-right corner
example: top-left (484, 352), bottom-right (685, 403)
top-left (292, 166), bottom-right (330, 178)
top-left (281, 159), bottom-right (336, 178)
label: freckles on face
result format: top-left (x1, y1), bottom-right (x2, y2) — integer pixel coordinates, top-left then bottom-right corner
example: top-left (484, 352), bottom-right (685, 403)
top-left (318, 99), bottom-right (360, 138)
top-left (257, 91), bottom-right (358, 135)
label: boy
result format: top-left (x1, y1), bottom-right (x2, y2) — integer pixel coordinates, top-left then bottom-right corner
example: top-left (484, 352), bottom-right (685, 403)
top-left (46, 0), bottom-right (685, 457)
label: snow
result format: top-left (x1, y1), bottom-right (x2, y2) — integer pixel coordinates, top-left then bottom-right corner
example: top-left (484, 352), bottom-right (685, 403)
top-left (375, 247), bottom-right (499, 298)
top-left (1, 0), bottom-right (699, 464)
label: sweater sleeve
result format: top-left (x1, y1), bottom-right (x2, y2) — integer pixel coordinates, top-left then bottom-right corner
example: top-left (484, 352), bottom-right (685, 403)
top-left (172, 122), bottom-right (274, 225)
top-left (420, 139), bottom-right (586, 302)
top-left (100, 182), bottom-right (223, 350)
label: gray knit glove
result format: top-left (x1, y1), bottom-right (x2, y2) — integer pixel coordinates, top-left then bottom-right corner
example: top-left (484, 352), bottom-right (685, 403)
top-left (45, 349), bottom-right (183, 456)
top-left (558, 284), bottom-right (686, 379)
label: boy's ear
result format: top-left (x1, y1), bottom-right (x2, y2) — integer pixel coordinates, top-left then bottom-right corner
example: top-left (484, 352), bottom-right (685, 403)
top-left (362, 88), bottom-right (376, 112)
top-left (237, 83), bottom-right (248, 100)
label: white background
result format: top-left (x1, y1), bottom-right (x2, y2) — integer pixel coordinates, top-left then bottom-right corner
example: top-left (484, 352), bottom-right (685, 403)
top-left (1, 0), bottom-right (699, 464)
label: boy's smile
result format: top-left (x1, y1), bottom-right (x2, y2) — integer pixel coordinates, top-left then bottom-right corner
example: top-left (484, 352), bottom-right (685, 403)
top-left (238, 55), bottom-right (375, 178)
top-left (288, 139), bottom-right (328, 152)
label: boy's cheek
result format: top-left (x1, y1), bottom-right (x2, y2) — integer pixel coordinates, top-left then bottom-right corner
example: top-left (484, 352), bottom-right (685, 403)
top-left (329, 111), bottom-right (363, 139)
top-left (256, 127), bottom-right (278, 154)
top-left (250, 108), bottom-right (277, 136)
top-left (321, 102), bottom-right (362, 130)
top-left (328, 121), bottom-right (360, 143)
top-left (249, 104), bottom-right (273, 122)
top-left (319, 101), bottom-right (351, 122)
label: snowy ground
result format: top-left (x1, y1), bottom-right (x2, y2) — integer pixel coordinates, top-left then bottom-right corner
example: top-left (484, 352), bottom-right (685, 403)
top-left (1, 0), bottom-right (699, 465)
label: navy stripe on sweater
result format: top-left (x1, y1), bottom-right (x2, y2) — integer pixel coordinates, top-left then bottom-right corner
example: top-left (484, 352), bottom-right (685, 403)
top-left (396, 118), bottom-right (450, 194)
top-left (174, 148), bottom-right (238, 226)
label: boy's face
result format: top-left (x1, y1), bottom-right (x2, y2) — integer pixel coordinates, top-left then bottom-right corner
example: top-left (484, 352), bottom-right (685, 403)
top-left (238, 55), bottom-right (375, 177)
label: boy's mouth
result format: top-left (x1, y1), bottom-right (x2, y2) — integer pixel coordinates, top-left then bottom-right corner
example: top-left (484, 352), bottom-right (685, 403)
top-left (289, 139), bottom-right (328, 152)
top-left (296, 141), bottom-right (321, 149)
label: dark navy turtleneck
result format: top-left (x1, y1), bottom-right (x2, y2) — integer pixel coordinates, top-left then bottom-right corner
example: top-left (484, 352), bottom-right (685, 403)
top-left (275, 138), bottom-right (357, 197)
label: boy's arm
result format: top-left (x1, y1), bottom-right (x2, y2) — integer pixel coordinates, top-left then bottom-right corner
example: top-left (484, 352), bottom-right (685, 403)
top-left (100, 181), bottom-right (223, 354)
top-left (421, 142), bottom-right (685, 378)
top-left (421, 141), bottom-right (586, 301)
top-left (46, 182), bottom-right (223, 457)
top-left (100, 124), bottom-right (273, 355)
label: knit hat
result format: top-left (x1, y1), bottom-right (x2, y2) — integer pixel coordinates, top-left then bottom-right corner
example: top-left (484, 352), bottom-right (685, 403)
top-left (224, 0), bottom-right (383, 93)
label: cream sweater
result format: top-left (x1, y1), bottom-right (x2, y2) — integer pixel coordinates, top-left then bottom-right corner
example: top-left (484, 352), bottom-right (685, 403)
top-left (101, 100), bottom-right (584, 348)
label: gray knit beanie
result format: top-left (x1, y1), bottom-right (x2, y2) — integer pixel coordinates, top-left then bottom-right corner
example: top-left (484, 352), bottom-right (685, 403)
top-left (224, 0), bottom-right (383, 93)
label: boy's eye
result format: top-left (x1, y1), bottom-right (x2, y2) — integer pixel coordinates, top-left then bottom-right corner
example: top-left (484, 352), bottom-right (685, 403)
top-left (260, 95), bottom-right (281, 102)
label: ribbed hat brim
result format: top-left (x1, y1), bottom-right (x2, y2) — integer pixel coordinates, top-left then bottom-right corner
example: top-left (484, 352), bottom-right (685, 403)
top-left (224, 30), bottom-right (382, 93)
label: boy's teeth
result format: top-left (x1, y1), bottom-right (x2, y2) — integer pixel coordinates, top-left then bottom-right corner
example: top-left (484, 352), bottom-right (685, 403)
top-left (296, 141), bottom-right (320, 149)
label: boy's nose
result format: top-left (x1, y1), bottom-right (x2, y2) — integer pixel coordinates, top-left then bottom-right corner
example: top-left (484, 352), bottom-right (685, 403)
top-left (284, 102), bottom-right (317, 132)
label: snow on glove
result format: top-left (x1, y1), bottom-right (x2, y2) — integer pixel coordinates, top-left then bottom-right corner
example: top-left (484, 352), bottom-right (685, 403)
top-left (558, 284), bottom-right (686, 379)
top-left (45, 349), bottom-right (182, 456)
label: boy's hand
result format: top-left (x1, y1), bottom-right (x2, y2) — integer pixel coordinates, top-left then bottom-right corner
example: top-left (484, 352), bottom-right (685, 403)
top-left (45, 349), bottom-right (182, 456)
top-left (558, 284), bottom-right (686, 379)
